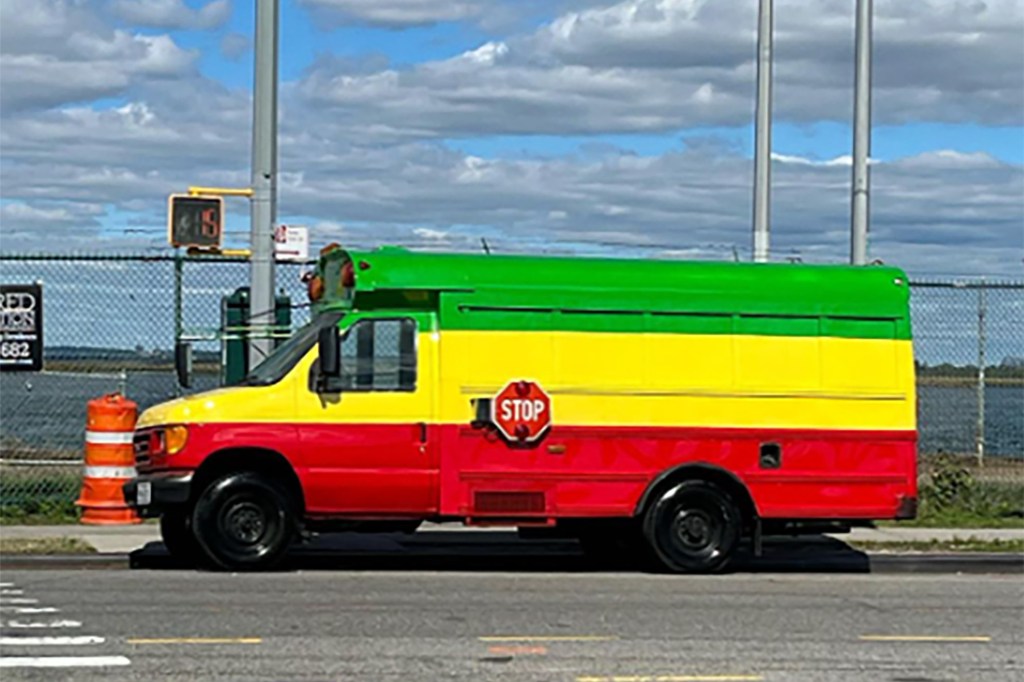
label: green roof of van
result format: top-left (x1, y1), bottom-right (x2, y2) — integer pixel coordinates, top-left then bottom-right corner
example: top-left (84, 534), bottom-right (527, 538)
top-left (341, 246), bottom-right (905, 311)
top-left (314, 246), bottom-right (911, 339)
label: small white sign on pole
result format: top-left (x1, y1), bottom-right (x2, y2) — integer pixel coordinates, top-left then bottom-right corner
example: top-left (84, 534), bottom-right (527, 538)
top-left (274, 225), bottom-right (309, 262)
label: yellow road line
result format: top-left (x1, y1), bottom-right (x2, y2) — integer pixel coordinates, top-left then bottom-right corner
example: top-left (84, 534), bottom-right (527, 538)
top-left (577, 676), bottom-right (762, 682)
top-left (487, 645), bottom-right (548, 656)
top-left (859, 635), bottom-right (991, 643)
top-left (126, 637), bottom-right (262, 645)
top-left (479, 635), bottom-right (618, 642)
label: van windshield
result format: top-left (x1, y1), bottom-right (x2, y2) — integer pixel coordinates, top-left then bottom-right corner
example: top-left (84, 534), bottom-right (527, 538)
top-left (241, 312), bottom-right (343, 386)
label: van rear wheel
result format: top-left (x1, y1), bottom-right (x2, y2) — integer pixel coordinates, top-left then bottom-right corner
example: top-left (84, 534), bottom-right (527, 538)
top-left (192, 472), bottom-right (296, 571)
top-left (642, 480), bottom-right (740, 574)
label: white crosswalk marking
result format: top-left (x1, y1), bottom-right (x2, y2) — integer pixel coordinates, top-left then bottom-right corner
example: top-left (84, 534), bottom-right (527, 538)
top-left (1, 656), bottom-right (131, 668)
top-left (5, 620), bottom-right (82, 629)
top-left (1, 636), bottom-right (105, 646)
top-left (0, 607), bottom-right (59, 614)
top-left (0, 584), bottom-right (130, 670)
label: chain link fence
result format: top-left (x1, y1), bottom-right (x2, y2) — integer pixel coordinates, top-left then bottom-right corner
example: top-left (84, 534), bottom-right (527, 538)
top-left (909, 279), bottom-right (1023, 519)
top-left (1, 254), bottom-right (1021, 521)
top-left (0, 254), bottom-right (313, 516)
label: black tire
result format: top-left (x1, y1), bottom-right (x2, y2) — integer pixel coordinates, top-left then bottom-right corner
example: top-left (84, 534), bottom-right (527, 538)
top-left (642, 480), bottom-right (741, 574)
top-left (191, 472), bottom-right (296, 571)
top-left (159, 509), bottom-right (200, 563)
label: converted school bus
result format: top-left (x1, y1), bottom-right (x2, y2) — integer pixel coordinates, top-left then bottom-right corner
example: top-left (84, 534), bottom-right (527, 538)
top-left (124, 245), bottom-right (918, 572)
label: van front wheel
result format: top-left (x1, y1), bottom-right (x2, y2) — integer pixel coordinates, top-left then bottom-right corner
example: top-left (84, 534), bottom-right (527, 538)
top-left (159, 509), bottom-right (200, 563)
top-left (642, 480), bottom-right (740, 574)
top-left (192, 472), bottom-right (295, 571)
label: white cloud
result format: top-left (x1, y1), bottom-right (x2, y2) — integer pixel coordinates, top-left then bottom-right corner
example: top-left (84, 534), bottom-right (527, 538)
top-left (0, 202), bottom-right (106, 251)
top-left (1, 201), bottom-right (97, 226)
top-left (0, 1), bottom-right (197, 113)
top-left (0, 0), bottom-right (1021, 280)
top-left (413, 227), bottom-right (450, 241)
top-left (770, 153), bottom-right (882, 167)
top-left (299, 0), bottom-right (488, 28)
top-left (220, 32), bottom-right (251, 61)
top-left (896, 150), bottom-right (1006, 170)
top-left (298, 0), bottom-right (1024, 137)
top-left (109, 0), bottom-right (231, 30)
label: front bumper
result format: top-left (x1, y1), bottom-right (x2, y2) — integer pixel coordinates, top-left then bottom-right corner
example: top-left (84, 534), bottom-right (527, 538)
top-left (123, 472), bottom-right (193, 517)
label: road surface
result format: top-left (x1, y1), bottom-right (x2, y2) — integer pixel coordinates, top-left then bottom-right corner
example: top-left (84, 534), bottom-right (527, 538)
top-left (1, 567), bottom-right (1020, 681)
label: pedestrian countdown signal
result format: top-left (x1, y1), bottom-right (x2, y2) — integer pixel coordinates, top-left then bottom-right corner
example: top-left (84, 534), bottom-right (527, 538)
top-left (168, 194), bottom-right (223, 249)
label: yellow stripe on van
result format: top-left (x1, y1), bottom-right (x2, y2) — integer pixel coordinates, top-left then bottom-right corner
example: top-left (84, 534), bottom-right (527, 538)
top-left (439, 330), bottom-right (915, 432)
top-left (139, 330), bottom-right (914, 433)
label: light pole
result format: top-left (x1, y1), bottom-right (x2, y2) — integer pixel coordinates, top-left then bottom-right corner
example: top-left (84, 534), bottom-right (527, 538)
top-left (752, 0), bottom-right (774, 263)
top-left (850, 0), bottom-right (873, 265)
top-left (249, 0), bottom-right (279, 367)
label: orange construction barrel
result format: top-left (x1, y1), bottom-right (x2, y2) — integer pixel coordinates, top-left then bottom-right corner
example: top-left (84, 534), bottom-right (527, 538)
top-left (76, 393), bottom-right (141, 525)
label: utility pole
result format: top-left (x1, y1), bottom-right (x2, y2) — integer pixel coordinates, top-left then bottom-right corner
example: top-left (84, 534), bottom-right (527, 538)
top-left (850, 0), bottom-right (873, 265)
top-left (249, 0), bottom-right (279, 368)
top-left (752, 0), bottom-right (773, 263)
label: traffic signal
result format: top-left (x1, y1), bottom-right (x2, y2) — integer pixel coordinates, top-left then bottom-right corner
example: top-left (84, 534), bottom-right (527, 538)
top-left (167, 194), bottom-right (223, 249)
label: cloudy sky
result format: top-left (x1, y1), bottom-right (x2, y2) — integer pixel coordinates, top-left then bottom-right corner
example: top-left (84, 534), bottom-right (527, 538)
top-left (1, 0), bottom-right (1022, 277)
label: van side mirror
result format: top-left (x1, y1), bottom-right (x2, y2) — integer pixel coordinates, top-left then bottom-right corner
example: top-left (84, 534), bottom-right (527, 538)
top-left (175, 341), bottom-right (193, 389)
top-left (318, 325), bottom-right (341, 389)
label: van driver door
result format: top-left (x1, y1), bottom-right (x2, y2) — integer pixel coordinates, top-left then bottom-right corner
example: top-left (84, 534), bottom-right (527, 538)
top-left (297, 313), bottom-right (440, 515)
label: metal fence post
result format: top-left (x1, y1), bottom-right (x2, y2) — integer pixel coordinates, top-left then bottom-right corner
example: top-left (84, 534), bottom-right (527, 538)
top-left (174, 253), bottom-right (184, 397)
top-left (976, 279), bottom-right (986, 467)
top-left (174, 252), bottom-right (184, 343)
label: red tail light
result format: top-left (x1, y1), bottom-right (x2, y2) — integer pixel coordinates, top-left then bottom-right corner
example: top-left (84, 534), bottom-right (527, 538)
top-left (307, 274), bottom-right (324, 302)
top-left (341, 261), bottom-right (355, 287)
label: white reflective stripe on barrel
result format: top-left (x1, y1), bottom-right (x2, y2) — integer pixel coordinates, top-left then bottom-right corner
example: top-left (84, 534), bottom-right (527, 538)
top-left (82, 466), bottom-right (136, 479)
top-left (84, 431), bottom-right (134, 445)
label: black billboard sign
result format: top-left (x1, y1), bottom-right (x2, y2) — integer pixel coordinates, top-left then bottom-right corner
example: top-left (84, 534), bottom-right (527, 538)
top-left (0, 284), bottom-right (43, 372)
top-left (168, 194), bottom-right (224, 249)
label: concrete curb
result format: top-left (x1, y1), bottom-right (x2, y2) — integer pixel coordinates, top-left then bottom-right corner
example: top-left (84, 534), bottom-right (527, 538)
top-left (2, 547), bottom-right (1021, 574)
top-left (2, 524), bottom-right (1021, 554)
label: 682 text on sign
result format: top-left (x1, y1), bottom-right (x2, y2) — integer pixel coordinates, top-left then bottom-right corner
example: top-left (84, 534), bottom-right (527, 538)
top-left (0, 283), bottom-right (43, 372)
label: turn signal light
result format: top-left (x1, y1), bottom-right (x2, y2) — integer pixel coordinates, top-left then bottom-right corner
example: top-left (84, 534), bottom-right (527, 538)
top-left (165, 425), bottom-right (189, 455)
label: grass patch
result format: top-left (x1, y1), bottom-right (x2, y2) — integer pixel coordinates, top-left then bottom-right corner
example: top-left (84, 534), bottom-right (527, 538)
top-left (0, 536), bottom-right (97, 555)
top-left (888, 456), bottom-right (1024, 528)
top-left (0, 501), bottom-right (81, 525)
top-left (851, 538), bottom-right (1024, 553)
top-left (0, 469), bottom-right (82, 525)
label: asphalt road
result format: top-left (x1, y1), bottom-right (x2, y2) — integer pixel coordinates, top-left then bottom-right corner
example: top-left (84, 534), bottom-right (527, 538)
top-left (0, 567), bottom-right (1021, 682)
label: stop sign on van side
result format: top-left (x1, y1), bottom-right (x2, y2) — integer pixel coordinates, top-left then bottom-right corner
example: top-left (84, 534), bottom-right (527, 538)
top-left (491, 380), bottom-right (552, 444)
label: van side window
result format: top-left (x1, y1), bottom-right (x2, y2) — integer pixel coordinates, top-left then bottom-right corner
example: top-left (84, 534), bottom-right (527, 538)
top-left (340, 319), bottom-right (417, 391)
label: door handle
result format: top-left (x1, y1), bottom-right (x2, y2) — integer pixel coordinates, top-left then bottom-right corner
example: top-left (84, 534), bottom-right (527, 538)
top-left (418, 422), bottom-right (427, 444)
top-left (546, 444), bottom-right (566, 454)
